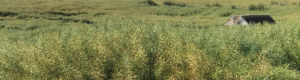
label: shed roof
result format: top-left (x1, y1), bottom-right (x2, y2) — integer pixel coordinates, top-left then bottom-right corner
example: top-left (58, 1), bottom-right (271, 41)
top-left (224, 15), bottom-right (275, 26)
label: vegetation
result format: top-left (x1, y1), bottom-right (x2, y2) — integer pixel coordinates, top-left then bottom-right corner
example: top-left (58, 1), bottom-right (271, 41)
top-left (231, 5), bottom-right (237, 9)
top-left (271, 1), bottom-right (279, 5)
top-left (206, 3), bottom-right (222, 7)
top-left (1, 0), bottom-right (300, 79)
top-left (163, 1), bottom-right (187, 7)
top-left (213, 3), bottom-right (222, 7)
top-left (249, 4), bottom-right (266, 11)
top-left (145, 0), bottom-right (159, 6)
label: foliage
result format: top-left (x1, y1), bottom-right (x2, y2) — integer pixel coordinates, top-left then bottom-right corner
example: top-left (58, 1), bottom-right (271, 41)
top-left (163, 1), bottom-right (186, 7)
top-left (249, 4), bottom-right (266, 11)
top-left (205, 3), bottom-right (222, 7)
top-left (1, 0), bottom-right (300, 79)
top-left (205, 4), bottom-right (212, 7)
top-left (146, 6), bottom-right (203, 17)
top-left (280, 3), bottom-right (287, 6)
top-left (1, 17), bottom-right (300, 79)
top-left (231, 5), bottom-right (237, 9)
top-left (220, 11), bottom-right (232, 17)
top-left (291, 2), bottom-right (298, 5)
top-left (144, 0), bottom-right (158, 6)
top-left (271, 1), bottom-right (279, 5)
top-left (213, 3), bottom-right (222, 7)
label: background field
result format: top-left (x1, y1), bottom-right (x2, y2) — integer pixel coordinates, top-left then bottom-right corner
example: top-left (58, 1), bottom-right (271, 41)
top-left (1, 0), bottom-right (300, 79)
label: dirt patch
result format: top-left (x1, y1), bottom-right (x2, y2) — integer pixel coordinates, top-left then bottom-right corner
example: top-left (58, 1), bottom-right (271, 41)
top-left (47, 11), bottom-right (87, 16)
top-left (0, 11), bottom-right (18, 17)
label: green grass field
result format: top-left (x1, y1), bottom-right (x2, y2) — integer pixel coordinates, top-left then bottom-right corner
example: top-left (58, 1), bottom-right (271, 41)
top-left (1, 0), bottom-right (300, 79)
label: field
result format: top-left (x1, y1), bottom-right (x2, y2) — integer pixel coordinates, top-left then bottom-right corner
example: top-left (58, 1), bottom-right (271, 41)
top-left (1, 0), bottom-right (300, 79)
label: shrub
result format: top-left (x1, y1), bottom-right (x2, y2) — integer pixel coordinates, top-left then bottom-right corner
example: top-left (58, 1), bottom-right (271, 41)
top-left (220, 11), bottom-right (232, 17)
top-left (141, 0), bottom-right (158, 6)
top-left (291, 2), bottom-right (297, 5)
top-left (256, 4), bottom-right (266, 11)
top-left (213, 3), bottom-right (222, 7)
top-left (147, 0), bottom-right (158, 6)
top-left (248, 4), bottom-right (266, 11)
top-left (248, 4), bottom-right (257, 10)
top-left (280, 3), bottom-right (287, 6)
top-left (177, 3), bottom-right (187, 7)
top-left (271, 1), bottom-right (279, 5)
top-left (205, 3), bottom-right (222, 7)
top-left (231, 5), bottom-right (237, 9)
top-left (205, 4), bottom-right (212, 7)
top-left (163, 1), bottom-right (186, 7)
top-left (299, 2), bottom-right (300, 6)
top-left (163, 1), bottom-right (175, 6)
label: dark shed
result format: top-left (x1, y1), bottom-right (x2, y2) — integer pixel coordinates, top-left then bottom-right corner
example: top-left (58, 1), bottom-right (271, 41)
top-left (224, 15), bottom-right (275, 26)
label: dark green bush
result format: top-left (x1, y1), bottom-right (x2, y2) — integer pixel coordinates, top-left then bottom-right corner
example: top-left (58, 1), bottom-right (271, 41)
top-left (280, 3), bottom-right (287, 6)
top-left (271, 1), bottom-right (279, 5)
top-left (248, 4), bottom-right (256, 10)
top-left (177, 3), bottom-right (187, 7)
top-left (205, 4), bottom-right (212, 7)
top-left (248, 4), bottom-right (266, 11)
top-left (146, 0), bottom-right (158, 6)
top-left (231, 5), bottom-right (237, 9)
top-left (220, 11), bottom-right (232, 17)
top-left (163, 1), bottom-right (186, 7)
top-left (213, 3), bottom-right (222, 7)
top-left (163, 1), bottom-right (175, 6)
top-left (205, 3), bottom-right (222, 7)
top-left (291, 2), bottom-right (297, 5)
top-left (256, 4), bottom-right (265, 11)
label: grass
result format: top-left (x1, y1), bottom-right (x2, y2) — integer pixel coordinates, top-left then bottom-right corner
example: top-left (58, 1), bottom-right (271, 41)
top-left (1, 0), bottom-right (300, 79)
top-left (1, 17), bottom-right (300, 79)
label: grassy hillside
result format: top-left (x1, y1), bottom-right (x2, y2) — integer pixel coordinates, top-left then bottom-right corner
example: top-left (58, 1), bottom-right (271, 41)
top-left (1, 0), bottom-right (300, 79)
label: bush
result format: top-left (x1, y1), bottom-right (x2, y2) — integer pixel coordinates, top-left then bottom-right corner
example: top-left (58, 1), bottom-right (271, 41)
top-left (220, 11), bottom-right (233, 17)
top-left (271, 1), bottom-right (279, 5)
top-left (248, 4), bottom-right (266, 11)
top-left (163, 1), bottom-right (175, 6)
top-left (177, 3), bottom-right (187, 7)
top-left (291, 2), bottom-right (297, 5)
top-left (163, 1), bottom-right (186, 7)
top-left (256, 4), bottom-right (266, 11)
top-left (231, 5), bottom-right (237, 9)
top-left (299, 2), bottom-right (300, 6)
top-left (146, 0), bottom-right (158, 6)
top-left (248, 4), bottom-right (257, 10)
top-left (205, 4), bottom-right (212, 7)
top-left (280, 3), bottom-right (287, 6)
top-left (213, 3), bottom-right (222, 7)
top-left (205, 3), bottom-right (222, 7)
